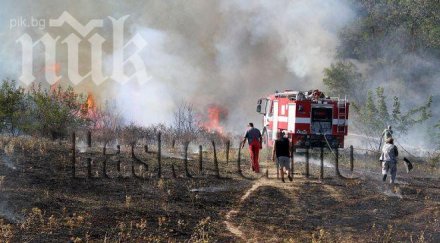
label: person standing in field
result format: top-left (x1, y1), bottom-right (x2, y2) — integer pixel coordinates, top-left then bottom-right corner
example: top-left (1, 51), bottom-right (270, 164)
top-left (242, 123), bottom-right (262, 173)
top-left (380, 138), bottom-right (399, 184)
top-left (272, 131), bottom-right (293, 182)
top-left (379, 125), bottom-right (394, 151)
top-left (382, 125), bottom-right (393, 140)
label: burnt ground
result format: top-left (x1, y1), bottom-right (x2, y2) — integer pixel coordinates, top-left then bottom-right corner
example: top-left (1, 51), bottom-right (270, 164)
top-left (231, 175), bottom-right (439, 242)
top-left (0, 140), bottom-right (439, 242)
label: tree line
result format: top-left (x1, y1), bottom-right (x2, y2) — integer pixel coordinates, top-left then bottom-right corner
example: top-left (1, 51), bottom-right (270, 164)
top-left (0, 79), bottom-right (229, 150)
top-left (0, 79), bottom-right (86, 139)
top-left (322, 0), bottom-right (439, 146)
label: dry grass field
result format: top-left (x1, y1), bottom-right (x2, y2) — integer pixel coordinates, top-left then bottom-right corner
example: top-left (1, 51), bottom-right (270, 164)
top-left (0, 136), bottom-right (438, 242)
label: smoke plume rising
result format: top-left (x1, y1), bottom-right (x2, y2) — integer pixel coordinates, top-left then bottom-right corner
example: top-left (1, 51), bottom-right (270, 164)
top-left (0, 0), bottom-right (356, 132)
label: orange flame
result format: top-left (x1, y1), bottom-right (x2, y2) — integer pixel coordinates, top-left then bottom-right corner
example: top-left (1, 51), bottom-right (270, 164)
top-left (86, 92), bottom-right (96, 111)
top-left (81, 92), bottom-right (98, 119)
top-left (81, 92), bottom-right (104, 129)
top-left (203, 105), bottom-right (228, 134)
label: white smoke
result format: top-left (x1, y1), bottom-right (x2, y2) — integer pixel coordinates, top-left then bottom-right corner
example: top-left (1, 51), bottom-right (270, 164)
top-left (0, 0), bottom-right (356, 131)
top-left (112, 0), bottom-right (355, 129)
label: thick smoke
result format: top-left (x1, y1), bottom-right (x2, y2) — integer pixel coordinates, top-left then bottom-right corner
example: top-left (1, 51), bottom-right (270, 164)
top-left (346, 28), bottom-right (440, 150)
top-left (112, 0), bottom-right (355, 131)
top-left (1, 0), bottom-right (354, 132)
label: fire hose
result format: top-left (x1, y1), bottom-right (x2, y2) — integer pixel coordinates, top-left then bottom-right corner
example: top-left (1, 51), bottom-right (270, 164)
top-left (322, 133), bottom-right (335, 155)
top-left (318, 122), bottom-right (335, 155)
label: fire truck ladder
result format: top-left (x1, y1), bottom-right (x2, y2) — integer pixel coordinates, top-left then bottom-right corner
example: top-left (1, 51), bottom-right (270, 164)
top-left (337, 96), bottom-right (347, 133)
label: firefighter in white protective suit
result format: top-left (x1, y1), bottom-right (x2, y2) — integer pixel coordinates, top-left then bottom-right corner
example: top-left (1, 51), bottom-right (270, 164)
top-left (379, 137), bottom-right (399, 184)
top-left (382, 125), bottom-right (393, 140)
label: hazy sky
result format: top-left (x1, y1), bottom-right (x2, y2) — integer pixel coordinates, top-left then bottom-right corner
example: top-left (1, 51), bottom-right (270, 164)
top-left (0, 0), bottom-right (357, 130)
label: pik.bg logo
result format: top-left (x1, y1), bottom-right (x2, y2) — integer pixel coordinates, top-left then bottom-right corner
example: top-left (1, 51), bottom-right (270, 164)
top-left (16, 11), bottom-right (151, 86)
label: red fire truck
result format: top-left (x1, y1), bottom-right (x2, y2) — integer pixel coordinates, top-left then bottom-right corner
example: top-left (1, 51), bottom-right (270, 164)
top-left (256, 89), bottom-right (349, 148)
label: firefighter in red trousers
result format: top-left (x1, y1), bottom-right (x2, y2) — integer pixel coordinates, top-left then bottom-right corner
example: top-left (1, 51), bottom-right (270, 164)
top-left (241, 123), bottom-right (262, 173)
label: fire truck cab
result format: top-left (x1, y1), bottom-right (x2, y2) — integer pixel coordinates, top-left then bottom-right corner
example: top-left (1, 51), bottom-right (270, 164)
top-left (256, 89), bottom-right (349, 148)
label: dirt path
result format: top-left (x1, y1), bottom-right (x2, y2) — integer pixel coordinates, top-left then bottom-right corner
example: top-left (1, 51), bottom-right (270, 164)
top-left (224, 180), bottom-right (264, 241)
top-left (224, 179), bottom-right (268, 241)
top-left (223, 176), bottom-right (297, 241)
top-left (223, 172), bottom-right (440, 242)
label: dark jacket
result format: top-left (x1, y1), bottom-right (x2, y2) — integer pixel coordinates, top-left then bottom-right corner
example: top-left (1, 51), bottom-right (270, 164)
top-left (275, 137), bottom-right (290, 157)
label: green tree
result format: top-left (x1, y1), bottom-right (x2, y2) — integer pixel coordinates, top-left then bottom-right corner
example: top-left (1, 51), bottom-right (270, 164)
top-left (28, 85), bottom-right (86, 139)
top-left (391, 96), bottom-right (401, 125)
top-left (398, 96), bottom-right (432, 134)
top-left (323, 61), bottom-right (365, 102)
top-left (0, 79), bottom-right (27, 135)
top-left (352, 87), bottom-right (432, 139)
top-left (376, 87), bottom-right (390, 122)
top-left (341, 0), bottom-right (440, 59)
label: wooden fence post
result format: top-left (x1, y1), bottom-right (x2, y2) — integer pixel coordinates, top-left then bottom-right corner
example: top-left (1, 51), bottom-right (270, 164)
top-left (350, 145), bottom-right (354, 172)
top-left (130, 145), bottom-right (137, 178)
top-left (157, 132), bottom-right (162, 178)
top-left (71, 132), bottom-right (76, 178)
top-left (87, 130), bottom-right (92, 148)
top-left (102, 141), bottom-right (109, 178)
top-left (212, 140), bottom-right (220, 178)
top-left (87, 158), bottom-right (92, 178)
top-left (103, 157), bottom-right (109, 179)
top-left (237, 143), bottom-right (242, 175)
top-left (198, 145), bottom-right (203, 173)
top-left (305, 147), bottom-right (310, 178)
top-left (225, 140), bottom-right (230, 164)
top-left (172, 164), bottom-right (177, 178)
top-left (184, 141), bottom-right (192, 178)
top-left (102, 145), bottom-right (106, 155)
top-left (131, 157), bottom-right (137, 178)
top-left (335, 147), bottom-right (341, 177)
top-left (320, 146), bottom-right (324, 180)
top-left (116, 145), bottom-right (121, 177)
